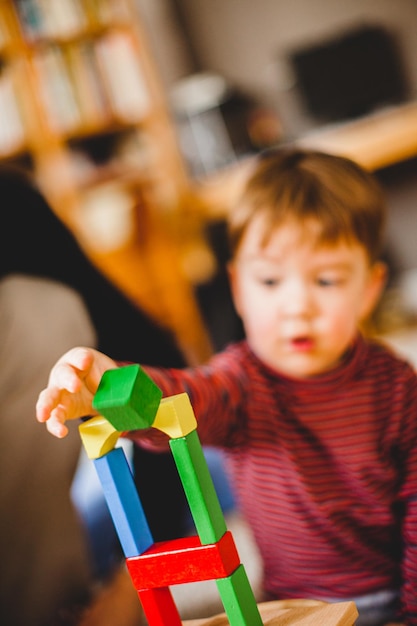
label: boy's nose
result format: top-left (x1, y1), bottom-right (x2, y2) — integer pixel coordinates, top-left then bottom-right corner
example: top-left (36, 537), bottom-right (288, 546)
top-left (281, 281), bottom-right (313, 318)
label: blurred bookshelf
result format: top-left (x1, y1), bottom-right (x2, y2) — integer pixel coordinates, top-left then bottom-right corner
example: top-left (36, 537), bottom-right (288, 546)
top-left (0, 0), bottom-right (213, 365)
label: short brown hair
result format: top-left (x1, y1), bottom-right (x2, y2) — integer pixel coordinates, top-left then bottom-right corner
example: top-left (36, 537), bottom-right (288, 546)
top-left (228, 148), bottom-right (386, 263)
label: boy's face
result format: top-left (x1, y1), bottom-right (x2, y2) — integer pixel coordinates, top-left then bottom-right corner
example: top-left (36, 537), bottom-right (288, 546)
top-left (229, 216), bottom-right (385, 379)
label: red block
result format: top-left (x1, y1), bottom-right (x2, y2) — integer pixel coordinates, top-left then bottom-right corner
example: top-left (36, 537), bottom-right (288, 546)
top-left (138, 587), bottom-right (182, 626)
top-left (127, 530), bottom-right (240, 589)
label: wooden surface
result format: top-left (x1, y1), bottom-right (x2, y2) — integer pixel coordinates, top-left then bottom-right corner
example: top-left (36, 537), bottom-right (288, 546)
top-left (195, 101), bottom-right (417, 219)
top-left (183, 599), bottom-right (358, 626)
top-left (297, 100), bottom-right (417, 171)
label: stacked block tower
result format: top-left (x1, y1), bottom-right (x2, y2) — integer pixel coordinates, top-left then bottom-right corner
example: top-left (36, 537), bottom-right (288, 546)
top-left (79, 364), bottom-right (263, 626)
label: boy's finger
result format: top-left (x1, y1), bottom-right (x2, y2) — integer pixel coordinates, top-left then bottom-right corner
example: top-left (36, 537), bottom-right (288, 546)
top-left (49, 361), bottom-right (83, 393)
top-left (59, 347), bottom-right (94, 380)
top-left (46, 409), bottom-right (69, 439)
top-left (36, 387), bottom-right (63, 423)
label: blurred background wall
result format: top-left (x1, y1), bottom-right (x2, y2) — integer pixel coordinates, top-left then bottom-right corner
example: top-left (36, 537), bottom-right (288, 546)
top-left (138, 0), bottom-right (417, 134)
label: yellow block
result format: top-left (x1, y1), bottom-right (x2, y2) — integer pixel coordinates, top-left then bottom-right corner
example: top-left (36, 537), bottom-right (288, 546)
top-left (152, 393), bottom-right (197, 438)
top-left (79, 415), bottom-right (121, 459)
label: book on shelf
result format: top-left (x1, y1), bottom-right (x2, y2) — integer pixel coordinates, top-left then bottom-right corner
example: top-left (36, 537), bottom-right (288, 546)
top-left (85, 0), bottom-right (130, 27)
top-left (32, 45), bottom-right (81, 132)
top-left (15, 0), bottom-right (87, 40)
top-left (0, 63), bottom-right (26, 154)
top-left (94, 30), bottom-right (150, 122)
top-left (65, 41), bottom-right (110, 128)
top-left (15, 0), bottom-right (131, 40)
top-left (38, 0), bottom-right (87, 38)
top-left (14, 0), bottom-right (43, 41)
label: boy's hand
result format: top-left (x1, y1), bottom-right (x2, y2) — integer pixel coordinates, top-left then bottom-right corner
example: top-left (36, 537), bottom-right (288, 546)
top-left (36, 347), bottom-right (117, 438)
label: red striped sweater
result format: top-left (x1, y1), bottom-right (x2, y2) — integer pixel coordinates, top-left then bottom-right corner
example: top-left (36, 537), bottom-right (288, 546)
top-left (133, 334), bottom-right (417, 623)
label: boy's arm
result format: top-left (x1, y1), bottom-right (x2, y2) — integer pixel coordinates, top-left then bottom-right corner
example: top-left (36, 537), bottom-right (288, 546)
top-left (139, 351), bottom-right (247, 448)
top-left (401, 473), bottom-right (417, 622)
top-left (398, 378), bottom-right (417, 624)
top-left (36, 346), bottom-right (118, 438)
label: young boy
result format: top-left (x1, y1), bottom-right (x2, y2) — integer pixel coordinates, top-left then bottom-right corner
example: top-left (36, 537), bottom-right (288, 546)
top-left (37, 149), bottom-right (417, 625)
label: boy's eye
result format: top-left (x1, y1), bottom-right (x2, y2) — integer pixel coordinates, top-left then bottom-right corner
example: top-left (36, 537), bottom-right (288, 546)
top-left (316, 276), bottom-right (342, 287)
top-left (258, 277), bottom-right (280, 287)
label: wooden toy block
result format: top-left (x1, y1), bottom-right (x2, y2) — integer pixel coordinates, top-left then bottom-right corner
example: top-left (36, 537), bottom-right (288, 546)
top-left (87, 374), bottom-right (262, 626)
top-left (215, 564), bottom-right (263, 626)
top-left (92, 364), bottom-right (162, 431)
top-left (169, 430), bottom-right (227, 544)
top-left (126, 531), bottom-right (240, 589)
top-left (137, 587), bottom-right (183, 626)
top-left (152, 393), bottom-right (197, 438)
top-left (78, 415), bottom-right (121, 459)
top-left (93, 447), bottom-right (153, 557)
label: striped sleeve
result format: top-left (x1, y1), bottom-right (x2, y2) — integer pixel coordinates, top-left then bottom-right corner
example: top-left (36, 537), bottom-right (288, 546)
top-left (398, 368), bottom-right (417, 623)
top-left (138, 342), bottom-right (250, 446)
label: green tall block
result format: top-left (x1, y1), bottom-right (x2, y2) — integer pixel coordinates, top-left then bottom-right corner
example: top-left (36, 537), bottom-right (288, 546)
top-left (169, 430), bottom-right (227, 544)
top-left (92, 364), bottom-right (162, 431)
top-left (216, 565), bottom-right (263, 626)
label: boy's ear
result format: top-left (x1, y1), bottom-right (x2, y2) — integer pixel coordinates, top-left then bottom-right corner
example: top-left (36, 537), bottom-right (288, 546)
top-left (360, 261), bottom-right (388, 321)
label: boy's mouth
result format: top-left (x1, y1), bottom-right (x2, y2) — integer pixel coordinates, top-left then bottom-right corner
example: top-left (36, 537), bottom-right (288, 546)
top-left (289, 336), bottom-right (314, 351)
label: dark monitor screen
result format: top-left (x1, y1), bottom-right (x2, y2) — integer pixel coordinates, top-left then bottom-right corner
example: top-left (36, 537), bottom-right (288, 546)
top-left (290, 25), bottom-right (409, 123)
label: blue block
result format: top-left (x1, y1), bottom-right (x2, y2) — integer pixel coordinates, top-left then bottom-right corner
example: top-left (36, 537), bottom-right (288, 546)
top-left (94, 447), bottom-right (153, 557)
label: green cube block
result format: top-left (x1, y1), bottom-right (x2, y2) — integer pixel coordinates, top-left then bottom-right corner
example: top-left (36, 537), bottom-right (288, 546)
top-left (92, 365), bottom-right (162, 432)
